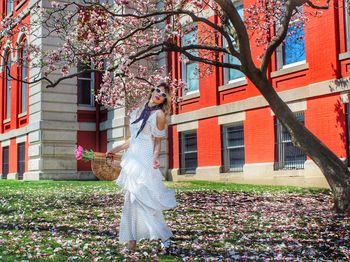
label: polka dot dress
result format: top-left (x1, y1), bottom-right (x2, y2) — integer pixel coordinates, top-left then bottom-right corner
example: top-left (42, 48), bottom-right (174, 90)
top-left (116, 106), bottom-right (177, 243)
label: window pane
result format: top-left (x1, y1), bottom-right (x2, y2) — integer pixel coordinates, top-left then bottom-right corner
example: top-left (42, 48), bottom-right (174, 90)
top-left (223, 124), bottom-right (245, 172)
top-left (180, 132), bottom-right (198, 173)
top-left (236, 4), bottom-right (244, 18)
top-left (6, 56), bottom-right (11, 119)
top-left (21, 49), bottom-right (27, 113)
top-left (78, 79), bottom-right (92, 104)
top-left (184, 133), bottom-right (197, 152)
top-left (283, 23), bottom-right (306, 65)
top-left (228, 148), bottom-right (245, 169)
top-left (182, 29), bottom-right (198, 56)
top-left (346, 1), bottom-right (350, 51)
top-left (228, 55), bottom-right (244, 80)
top-left (184, 152), bottom-right (197, 171)
top-left (275, 112), bottom-right (306, 170)
top-left (2, 147), bottom-right (9, 179)
top-left (227, 125), bottom-right (244, 147)
top-left (18, 143), bottom-right (25, 180)
top-left (186, 62), bottom-right (199, 92)
top-left (7, 0), bottom-right (13, 14)
top-left (182, 27), bottom-right (199, 93)
top-left (78, 63), bottom-right (92, 79)
top-left (284, 142), bottom-right (306, 164)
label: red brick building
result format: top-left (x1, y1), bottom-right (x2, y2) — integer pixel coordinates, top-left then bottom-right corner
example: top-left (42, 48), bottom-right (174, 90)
top-left (1, 1), bottom-right (350, 188)
top-left (167, 1), bottom-right (350, 188)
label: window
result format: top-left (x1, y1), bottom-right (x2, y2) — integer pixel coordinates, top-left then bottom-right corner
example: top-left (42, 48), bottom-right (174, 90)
top-left (180, 131), bottom-right (198, 174)
top-left (77, 61), bottom-right (95, 106)
top-left (5, 52), bottom-right (12, 119)
top-left (345, 103), bottom-right (350, 166)
top-left (346, 1), bottom-right (350, 51)
top-left (2, 147), bottom-right (9, 179)
top-left (6, 0), bottom-right (13, 15)
top-left (274, 112), bottom-right (306, 170)
top-left (17, 143), bottom-right (25, 180)
top-left (19, 42), bottom-right (28, 114)
top-left (276, 7), bottom-right (306, 69)
top-left (222, 123), bottom-right (245, 172)
top-left (181, 27), bottom-right (199, 94)
top-left (223, 3), bottom-right (245, 83)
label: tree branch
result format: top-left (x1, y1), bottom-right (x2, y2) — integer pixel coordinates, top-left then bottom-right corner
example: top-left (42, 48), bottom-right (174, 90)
top-left (260, 0), bottom-right (295, 74)
top-left (165, 42), bottom-right (242, 70)
top-left (214, 0), bottom-right (255, 73)
top-left (306, 0), bottom-right (331, 9)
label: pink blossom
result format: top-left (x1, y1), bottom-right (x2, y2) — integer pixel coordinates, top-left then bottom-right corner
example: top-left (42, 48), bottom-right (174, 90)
top-left (75, 146), bottom-right (84, 160)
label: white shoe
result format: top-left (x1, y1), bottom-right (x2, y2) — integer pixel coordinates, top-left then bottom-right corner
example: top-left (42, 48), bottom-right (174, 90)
top-left (160, 239), bottom-right (172, 249)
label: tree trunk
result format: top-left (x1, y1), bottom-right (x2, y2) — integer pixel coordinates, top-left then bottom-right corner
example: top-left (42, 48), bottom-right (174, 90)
top-left (249, 70), bottom-right (350, 214)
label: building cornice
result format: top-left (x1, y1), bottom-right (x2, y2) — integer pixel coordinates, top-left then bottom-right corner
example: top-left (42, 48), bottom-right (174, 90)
top-left (170, 76), bottom-right (350, 125)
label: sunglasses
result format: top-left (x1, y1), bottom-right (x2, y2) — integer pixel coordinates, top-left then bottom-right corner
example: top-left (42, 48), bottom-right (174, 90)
top-left (155, 88), bottom-right (167, 98)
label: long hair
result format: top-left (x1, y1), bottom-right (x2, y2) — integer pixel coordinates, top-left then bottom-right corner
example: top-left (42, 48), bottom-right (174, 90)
top-left (147, 82), bottom-right (171, 118)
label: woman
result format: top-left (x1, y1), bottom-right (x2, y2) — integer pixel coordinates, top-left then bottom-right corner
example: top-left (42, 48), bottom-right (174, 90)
top-left (107, 83), bottom-right (177, 252)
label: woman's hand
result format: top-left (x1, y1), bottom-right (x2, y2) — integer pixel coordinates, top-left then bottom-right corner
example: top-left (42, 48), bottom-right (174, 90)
top-left (152, 156), bottom-right (160, 169)
top-left (105, 148), bottom-right (119, 158)
top-left (105, 138), bottom-right (131, 157)
top-left (105, 151), bottom-right (115, 158)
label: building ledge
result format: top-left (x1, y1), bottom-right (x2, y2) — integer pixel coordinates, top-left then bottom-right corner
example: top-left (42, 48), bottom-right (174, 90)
top-left (271, 62), bottom-right (309, 78)
top-left (18, 111), bottom-right (27, 118)
top-left (78, 105), bottom-right (96, 111)
top-left (3, 118), bottom-right (11, 124)
top-left (339, 52), bottom-right (350, 61)
top-left (179, 91), bottom-right (200, 101)
top-left (218, 78), bottom-right (247, 92)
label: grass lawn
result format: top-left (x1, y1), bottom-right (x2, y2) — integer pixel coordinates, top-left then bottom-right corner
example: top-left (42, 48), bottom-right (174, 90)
top-left (0, 180), bottom-right (349, 261)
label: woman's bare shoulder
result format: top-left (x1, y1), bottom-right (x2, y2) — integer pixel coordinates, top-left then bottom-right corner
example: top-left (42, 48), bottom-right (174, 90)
top-left (155, 110), bottom-right (166, 130)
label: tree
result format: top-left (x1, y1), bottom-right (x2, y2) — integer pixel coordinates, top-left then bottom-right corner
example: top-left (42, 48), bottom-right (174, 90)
top-left (2, 0), bottom-right (350, 213)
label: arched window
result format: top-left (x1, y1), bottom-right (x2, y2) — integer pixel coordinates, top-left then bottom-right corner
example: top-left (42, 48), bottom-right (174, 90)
top-left (19, 40), bottom-right (28, 114)
top-left (5, 51), bottom-right (12, 119)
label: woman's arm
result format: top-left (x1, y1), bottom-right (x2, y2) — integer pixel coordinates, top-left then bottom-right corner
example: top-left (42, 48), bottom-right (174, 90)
top-left (153, 111), bottom-right (166, 169)
top-left (106, 137), bottom-right (131, 155)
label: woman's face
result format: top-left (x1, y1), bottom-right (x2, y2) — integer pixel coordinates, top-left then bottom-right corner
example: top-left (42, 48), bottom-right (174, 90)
top-left (151, 86), bottom-right (168, 105)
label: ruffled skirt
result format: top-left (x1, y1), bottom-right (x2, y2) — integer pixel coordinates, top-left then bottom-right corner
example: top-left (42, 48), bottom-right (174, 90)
top-left (116, 145), bottom-right (176, 243)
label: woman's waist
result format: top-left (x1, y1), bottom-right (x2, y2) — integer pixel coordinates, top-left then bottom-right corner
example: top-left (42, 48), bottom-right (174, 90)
top-left (128, 141), bottom-right (154, 153)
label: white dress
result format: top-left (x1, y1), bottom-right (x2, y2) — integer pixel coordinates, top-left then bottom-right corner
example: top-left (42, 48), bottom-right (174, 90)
top-left (116, 107), bottom-right (177, 243)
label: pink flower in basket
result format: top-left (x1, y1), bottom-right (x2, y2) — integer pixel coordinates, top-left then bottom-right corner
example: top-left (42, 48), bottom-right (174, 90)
top-left (75, 145), bottom-right (84, 160)
top-left (75, 145), bottom-right (95, 161)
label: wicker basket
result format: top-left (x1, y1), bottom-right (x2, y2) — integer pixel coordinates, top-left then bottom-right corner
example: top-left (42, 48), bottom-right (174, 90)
top-left (91, 152), bottom-right (122, 181)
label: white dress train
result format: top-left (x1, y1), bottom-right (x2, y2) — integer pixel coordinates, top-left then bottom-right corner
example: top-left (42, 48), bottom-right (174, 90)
top-left (116, 107), bottom-right (177, 243)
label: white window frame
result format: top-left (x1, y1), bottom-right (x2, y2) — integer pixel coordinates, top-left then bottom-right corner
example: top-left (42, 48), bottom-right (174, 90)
top-left (77, 61), bottom-right (95, 107)
top-left (276, 6), bottom-right (306, 70)
top-left (181, 25), bottom-right (200, 96)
